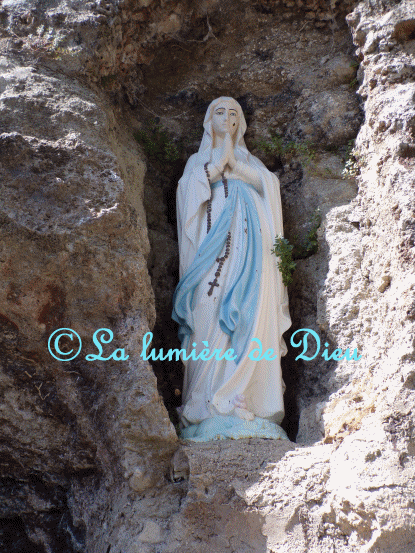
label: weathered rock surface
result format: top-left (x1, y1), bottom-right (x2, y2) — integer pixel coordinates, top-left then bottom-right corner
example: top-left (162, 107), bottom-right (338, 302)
top-left (0, 3), bottom-right (178, 549)
top-left (1, 0), bottom-right (415, 552)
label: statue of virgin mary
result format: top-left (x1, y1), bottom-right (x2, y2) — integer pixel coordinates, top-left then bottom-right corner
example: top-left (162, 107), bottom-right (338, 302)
top-left (172, 97), bottom-right (291, 441)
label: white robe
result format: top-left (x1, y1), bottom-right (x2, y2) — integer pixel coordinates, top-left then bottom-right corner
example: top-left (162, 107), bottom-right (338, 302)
top-left (174, 149), bottom-right (291, 428)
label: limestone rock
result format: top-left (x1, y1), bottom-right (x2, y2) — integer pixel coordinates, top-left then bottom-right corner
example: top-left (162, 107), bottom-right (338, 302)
top-left (288, 89), bottom-right (362, 145)
top-left (129, 468), bottom-right (155, 493)
top-left (138, 520), bottom-right (164, 543)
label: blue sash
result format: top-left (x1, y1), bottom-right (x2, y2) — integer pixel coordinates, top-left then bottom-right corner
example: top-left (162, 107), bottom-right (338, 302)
top-left (172, 179), bottom-right (262, 363)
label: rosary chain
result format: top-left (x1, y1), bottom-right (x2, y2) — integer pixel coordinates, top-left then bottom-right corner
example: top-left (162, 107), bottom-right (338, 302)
top-left (204, 163), bottom-right (231, 296)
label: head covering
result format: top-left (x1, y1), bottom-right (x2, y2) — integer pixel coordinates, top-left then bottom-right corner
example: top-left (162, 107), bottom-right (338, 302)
top-left (195, 97), bottom-right (251, 166)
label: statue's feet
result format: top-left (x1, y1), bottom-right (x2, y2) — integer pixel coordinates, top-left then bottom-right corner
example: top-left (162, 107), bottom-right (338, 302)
top-left (234, 407), bottom-right (255, 421)
top-left (233, 395), bottom-right (255, 421)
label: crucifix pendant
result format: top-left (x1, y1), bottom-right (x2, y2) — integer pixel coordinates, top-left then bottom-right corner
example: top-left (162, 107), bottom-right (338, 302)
top-left (207, 278), bottom-right (219, 296)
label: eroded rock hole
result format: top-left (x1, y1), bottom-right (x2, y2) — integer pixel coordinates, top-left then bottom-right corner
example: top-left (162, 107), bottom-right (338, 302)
top-left (135, 2), bottom-right (361, 445)
top-left (143, 153), bottom-right (186, 428)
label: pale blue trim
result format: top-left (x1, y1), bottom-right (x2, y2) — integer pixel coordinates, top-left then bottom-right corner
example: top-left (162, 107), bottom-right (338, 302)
top-left (172, 179), bottom-right (262, 363)
top-left (180, 415), bottom-right (289, 442)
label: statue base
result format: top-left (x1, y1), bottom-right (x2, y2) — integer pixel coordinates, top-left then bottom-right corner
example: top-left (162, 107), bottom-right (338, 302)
top-left (180, 415), bottom-right (288, 442)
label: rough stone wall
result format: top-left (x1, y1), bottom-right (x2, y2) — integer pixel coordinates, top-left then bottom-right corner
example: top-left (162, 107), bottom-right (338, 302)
top-left (1, 0), bottom-right (415, 552)
top-left (0, 2), bottom-right (178, 550)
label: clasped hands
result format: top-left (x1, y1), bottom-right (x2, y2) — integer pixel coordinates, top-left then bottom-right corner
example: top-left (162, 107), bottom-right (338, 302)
top-left (209, 132), bottom-right (237, 176)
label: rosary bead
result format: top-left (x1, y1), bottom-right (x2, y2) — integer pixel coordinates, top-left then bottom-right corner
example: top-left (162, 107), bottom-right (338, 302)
top-left (207, 170), bottom-right (231, 295)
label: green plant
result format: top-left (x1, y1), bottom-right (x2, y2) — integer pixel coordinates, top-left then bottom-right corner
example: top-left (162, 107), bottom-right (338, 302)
top-left (271, 235), bottom-right (297, 287)
top-left (271, 208), bottom-right (322, 285)
top-left (293, 208), bottom-right (322, 259)
top-left (255, 133), bottom-right (287, 157)
top-left (254, 130), bottom-right (317, 167)
top-left (134, 120), bottom-right (180, 164)
top-left (294, 140), bottom-right (317, 167)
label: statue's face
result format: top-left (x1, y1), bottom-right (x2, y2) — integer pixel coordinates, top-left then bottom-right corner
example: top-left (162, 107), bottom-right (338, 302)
top-left (211, 102), bottom-right (239, 138)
